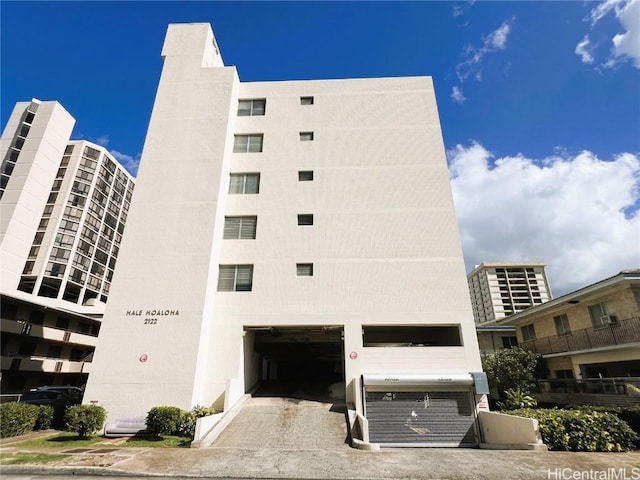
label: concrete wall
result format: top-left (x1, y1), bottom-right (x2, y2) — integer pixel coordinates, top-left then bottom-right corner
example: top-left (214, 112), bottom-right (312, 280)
top-left (84, 23), bottom-right (240, 420)
top-left (478, 411), bottom-right (543, 447)
top-left (84, 22), bottom-right (482, 422)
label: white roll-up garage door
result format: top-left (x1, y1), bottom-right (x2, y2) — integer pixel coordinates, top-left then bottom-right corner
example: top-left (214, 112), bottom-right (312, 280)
top-left (363, 374), bottom-right (479, 447)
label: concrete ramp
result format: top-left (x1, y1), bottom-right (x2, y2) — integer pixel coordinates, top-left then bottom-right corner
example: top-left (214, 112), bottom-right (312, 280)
top-left (211, 396), bottom-right (350, 450)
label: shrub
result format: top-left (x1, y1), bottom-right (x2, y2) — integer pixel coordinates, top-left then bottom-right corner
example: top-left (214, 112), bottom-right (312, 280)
top-left (508, 408), bottom-right (638, 452)
top-left (0, 402), bottom-right (39, 438)
top-left (481, 347), bottom-right (547, 402)
top-left (146, 406), bottom-right (184, 438)
top-left (35, 405), bottom-right (54, 430)
top-left (176, 405), bottom-right (216, 439)
top-left (500, 387), bottom-right (538, 410)
top-left (64, 405), bottom-right (107, 439)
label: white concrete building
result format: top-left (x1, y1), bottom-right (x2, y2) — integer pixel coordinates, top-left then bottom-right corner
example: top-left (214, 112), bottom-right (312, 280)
top-left (0, 99), bottom-right (135, 391)
top-left (468, 262), bottom-right (552, 325)
top-left (84, 23), bottom-right (486, 447)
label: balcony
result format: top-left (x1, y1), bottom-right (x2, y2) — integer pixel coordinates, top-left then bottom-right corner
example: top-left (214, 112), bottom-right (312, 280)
top-left (1, 318), bottom-right (98, 347)
top-left (1, 355), bottom-right (90, 374)
top-left (520, 316), bottom-right (640, 355)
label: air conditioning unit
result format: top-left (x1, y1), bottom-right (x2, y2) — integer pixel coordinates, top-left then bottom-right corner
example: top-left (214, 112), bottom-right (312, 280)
top-left (601, 315), bottom-right (618, 325)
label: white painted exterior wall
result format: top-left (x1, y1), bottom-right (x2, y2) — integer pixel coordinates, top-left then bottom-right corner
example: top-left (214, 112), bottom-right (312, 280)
top-left (1, 100), bottom-right (75, 297)
top-left (84, 23), bottom-right (482, 423)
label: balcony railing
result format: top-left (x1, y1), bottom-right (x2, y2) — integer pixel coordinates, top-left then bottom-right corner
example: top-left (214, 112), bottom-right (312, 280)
top-left (520, 316), bottom-right (640, 355)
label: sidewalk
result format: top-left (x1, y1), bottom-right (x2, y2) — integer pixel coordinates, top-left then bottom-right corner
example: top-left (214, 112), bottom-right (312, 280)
top-left (2, 435), bottom-right (640, 480)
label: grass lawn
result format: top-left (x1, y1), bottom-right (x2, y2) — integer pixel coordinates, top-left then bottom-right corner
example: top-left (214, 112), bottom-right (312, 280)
top-left (13, 432), bottom-right (192, 448)
top-left (0, 452), bottom-right (69, 465)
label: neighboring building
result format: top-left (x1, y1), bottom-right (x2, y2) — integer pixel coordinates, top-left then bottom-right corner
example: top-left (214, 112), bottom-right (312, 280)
top-left (84, 23), bottom-right (485, 447)
top-left (475, 325), bottom-right (518, 355)
top-left (0, 99), bottom-right (135, 392)
top-left (467, 262), bottom-right (552, 324)
top-left (498, 269), bottom-right (640, 380)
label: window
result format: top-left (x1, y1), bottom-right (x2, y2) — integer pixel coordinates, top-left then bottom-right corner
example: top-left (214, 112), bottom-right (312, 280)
top-left (297, 214), bottom-right (313, 226)
top-left (217, 265), bottom-right (253, 292)
top-left (296, 263), bottom-right (313, 276)
top-left (554, 314), bottom-right (571, 336)
top-left (588, 301), bottom-right (617, 327)
top-left (362, 326), bottom-right (462, 347)
top-left (501, 336), bottom-right (518, 348)
top-left (300, 96), bottom-right (314, 105)
top-left (521, 324), bottom-right (536, 342)
top-left (298, 171), bottom-right (314, 181)
top-left (237, 99), bottom-right (266, 116)
top-left (229, 173), bottom-right (260, 194)
top-left (233, 134), bottom-right (263, 153)
top-left (299, 132), bottom-right (314, 141)
top-left (223, 216), bottom-right (257, 239)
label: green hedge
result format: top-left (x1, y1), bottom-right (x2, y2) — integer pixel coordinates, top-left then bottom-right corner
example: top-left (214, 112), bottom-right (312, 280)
top-left (35, 405), bottom-right (54, 430)
top-left (64, 405), bottom-right (107, 439)
top-left (147, 405), bottom-right (216, 439)
top-left (146, 406), bottom-right (184, 438)
top-left (0, 402), bottom-right (39, 438)
top-left (508, 408), bottom-right (638, 452)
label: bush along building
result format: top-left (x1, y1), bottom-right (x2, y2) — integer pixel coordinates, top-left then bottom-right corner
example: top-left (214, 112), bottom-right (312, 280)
top-left (0, 99), bottom-right (135, 393)
top-left (83, 23), bottom-right (495, 448)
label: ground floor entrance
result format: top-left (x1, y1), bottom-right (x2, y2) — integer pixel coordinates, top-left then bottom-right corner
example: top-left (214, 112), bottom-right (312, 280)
top-left (247, 325), bottom-right (345, 397)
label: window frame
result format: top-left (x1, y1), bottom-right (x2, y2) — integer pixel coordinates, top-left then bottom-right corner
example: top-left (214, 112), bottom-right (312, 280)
top-left (300, 96), bottom-right (314, 105)
top-left (217, 265), bottom-right (254, 292)
top-left (299, 132), bottom-right (314, 142)
top-left (237, 99), bottom-right (266, 117)
top-left (553, 314), bottom-right (572, 336)
top-left (297, 214), bottom-right (314, 226)
top-left (229, 173), bottom-right (260, 194)
top-left (298, 171), bottom-right (314, 181)
top-left (521, 324), bottom-right (536, 342)
top-left (233, 134), bottom-right (264, 153)
top-left (223, 216), bottom-right (257, 240)
top-left (296, 263), bottom-right (314, 277)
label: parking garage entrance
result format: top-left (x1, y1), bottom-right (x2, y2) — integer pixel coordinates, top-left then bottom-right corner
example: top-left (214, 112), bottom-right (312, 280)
top-left (246, 326), bottom-right (345, 400)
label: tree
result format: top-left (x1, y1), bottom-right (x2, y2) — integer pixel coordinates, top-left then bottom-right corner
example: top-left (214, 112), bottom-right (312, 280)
top-left (481, 347), bottom-right (548, 402)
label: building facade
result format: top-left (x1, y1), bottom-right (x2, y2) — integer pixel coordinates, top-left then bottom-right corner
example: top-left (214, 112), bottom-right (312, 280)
top-left (498, 269), bottom-right (640, 381)
top-left (0, 99), bottom-right (135, 391)
top-left (83, 23), bottom-right (485, 446)
top-left (468, 262), bottom-right (552, 324)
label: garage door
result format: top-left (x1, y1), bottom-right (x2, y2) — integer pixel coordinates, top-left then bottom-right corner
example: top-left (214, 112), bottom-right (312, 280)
top-left (365, 390), bottom-right (478, 446)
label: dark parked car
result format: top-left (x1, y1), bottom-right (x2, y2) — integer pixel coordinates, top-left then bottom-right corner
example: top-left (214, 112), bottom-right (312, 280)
top-left (21, 385), bottom-right (83, 407)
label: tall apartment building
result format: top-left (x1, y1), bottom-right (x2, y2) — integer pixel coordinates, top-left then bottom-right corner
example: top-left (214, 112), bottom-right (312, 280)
top-left (0, 99), bottom-right (135, 392)
top-left (468, 262), bottom-right (552, 324)
top-left (84, 23), bottom-right (486, 447)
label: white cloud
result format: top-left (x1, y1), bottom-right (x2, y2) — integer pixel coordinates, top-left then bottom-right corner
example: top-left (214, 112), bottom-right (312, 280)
top-left (581, 0), bottom-right (640, 69)
top-left (456, 18), bottom-right (515, 83)
top-left (95, 135), bottom-right (110, 147)
top-left (575, 35), bottom-right (595, 64)
top-left (610, 0), bottom-right (640, 68)
top-left (485, 22), bottom-right (511, 50)
top-left (448, 143), bottom-right (640, 296)
top-left (451, 86), bottom-right (467, 104)
top-left (110, 150), bottom-right (140, 176)
top-left (452, 5), bottom-right (464, 18)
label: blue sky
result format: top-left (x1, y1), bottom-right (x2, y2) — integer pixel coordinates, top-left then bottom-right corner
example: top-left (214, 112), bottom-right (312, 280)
top-left (2, 1), bottom-right (639, 295)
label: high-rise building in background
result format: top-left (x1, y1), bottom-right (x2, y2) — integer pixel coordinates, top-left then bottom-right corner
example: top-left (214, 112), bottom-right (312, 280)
top-left (467, 262), bottom-right (552, 325)
top-left (0, 99), bottom-right (135, 392)
top-left (84, 23), bottom-right (487, 447)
